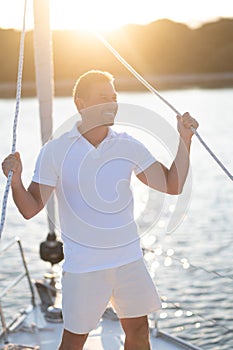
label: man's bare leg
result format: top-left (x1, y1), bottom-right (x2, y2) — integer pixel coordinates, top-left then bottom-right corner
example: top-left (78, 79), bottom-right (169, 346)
top-left (58, 329), bottom-right (88, 350)
top-left (120, 315), bottom-right (151, 350)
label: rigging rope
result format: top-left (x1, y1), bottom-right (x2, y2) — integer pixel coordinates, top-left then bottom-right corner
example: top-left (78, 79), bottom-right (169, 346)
top-left (94, 31), bottom-right (233, 182)
top-left (0, 0), bottom-right (28, 238)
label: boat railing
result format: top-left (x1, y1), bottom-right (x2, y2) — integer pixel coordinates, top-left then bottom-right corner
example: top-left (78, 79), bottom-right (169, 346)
top-left (0, 237), bottom-right (36, 344)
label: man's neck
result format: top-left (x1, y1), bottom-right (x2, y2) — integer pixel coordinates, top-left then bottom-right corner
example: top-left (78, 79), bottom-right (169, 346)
top-left (78, 123), bottom-right (109, 147)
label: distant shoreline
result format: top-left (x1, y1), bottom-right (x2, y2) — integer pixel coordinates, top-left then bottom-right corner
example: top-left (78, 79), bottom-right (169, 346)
top-left (1, 72), bottom-right (233, 98)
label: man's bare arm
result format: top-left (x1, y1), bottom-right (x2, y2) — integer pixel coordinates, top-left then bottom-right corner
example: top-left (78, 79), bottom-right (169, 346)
top-left (2, 152), bottom-right (54, 219)
top-left (136, 112), bottom-right (198, 195)
top-left (136, 137), bottom-right (191, 194)
top-left (12, 181), bottom-right (54, 219)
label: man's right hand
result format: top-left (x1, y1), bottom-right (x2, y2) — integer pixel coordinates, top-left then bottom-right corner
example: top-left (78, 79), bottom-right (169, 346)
top-left (2, 152), bottom-right (54, 219)
top-left (2, 152), bottom-right (22, 186)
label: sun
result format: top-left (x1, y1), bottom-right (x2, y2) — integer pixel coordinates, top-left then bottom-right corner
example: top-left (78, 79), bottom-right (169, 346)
top-left (49, 0), bottom-right (134, 32)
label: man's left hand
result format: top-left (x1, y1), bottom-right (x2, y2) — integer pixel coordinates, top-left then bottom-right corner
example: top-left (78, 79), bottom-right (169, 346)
top-left (177, 112), bottom-right (199, 140)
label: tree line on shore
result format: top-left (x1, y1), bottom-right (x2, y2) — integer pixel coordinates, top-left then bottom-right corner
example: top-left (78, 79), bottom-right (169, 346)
top-left (1, 18), bottom-right (233, 94)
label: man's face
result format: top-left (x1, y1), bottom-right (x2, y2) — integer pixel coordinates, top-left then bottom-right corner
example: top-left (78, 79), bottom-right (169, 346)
top-left (78, 81), bottom-right (118, 128)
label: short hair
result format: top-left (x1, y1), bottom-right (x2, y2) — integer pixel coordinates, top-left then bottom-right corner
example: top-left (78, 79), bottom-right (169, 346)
top-left (73, 70), bottom-right (114, 102)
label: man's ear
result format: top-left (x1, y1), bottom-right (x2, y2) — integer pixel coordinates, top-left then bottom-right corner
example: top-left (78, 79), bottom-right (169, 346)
top-left (75, 97), bottom-right (85, 112)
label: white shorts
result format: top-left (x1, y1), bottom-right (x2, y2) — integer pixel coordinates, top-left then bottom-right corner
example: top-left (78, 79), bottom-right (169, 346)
top-left (62, 258), bottom-right (161, 334)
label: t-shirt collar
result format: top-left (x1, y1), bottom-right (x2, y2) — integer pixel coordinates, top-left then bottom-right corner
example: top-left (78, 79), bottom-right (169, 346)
top-left (68, 122), bottom-right (114, 141)
top-left (68, 122), bottom-right (81, 139)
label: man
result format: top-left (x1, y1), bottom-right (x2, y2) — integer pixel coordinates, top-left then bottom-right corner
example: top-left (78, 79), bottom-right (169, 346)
top-left (2, 70), bottom-right (198, 350)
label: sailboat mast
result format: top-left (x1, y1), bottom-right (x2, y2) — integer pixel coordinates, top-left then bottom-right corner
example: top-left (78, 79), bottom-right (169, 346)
top-left (33, 0), bottom-right (54, 145)
top-left (33, 0), bottom-right (55, 233)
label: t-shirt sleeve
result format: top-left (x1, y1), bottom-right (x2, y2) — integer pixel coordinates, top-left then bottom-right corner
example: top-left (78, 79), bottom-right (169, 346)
top-left (32, 142), bottom-right (58, 187)
top-left (130, 136), bottom-right (157, 175)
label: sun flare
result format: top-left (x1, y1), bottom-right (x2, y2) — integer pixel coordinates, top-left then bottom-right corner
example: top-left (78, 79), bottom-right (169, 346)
top-left (49, 0), bottom-right (136, 32)
top-left (0, 0), bottom-right (232, 33)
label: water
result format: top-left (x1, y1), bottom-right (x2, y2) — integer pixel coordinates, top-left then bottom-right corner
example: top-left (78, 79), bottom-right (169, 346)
top-left (0, 88), bottom-right (233, 349)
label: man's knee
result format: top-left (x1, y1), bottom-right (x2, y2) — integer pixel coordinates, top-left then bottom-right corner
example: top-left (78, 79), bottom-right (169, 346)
top-left (59, 328), bottom-right (88, 350)
top-left (123, 318), bottom-right (151, 350)
top-left (121, 316), bottom-right (150, 340)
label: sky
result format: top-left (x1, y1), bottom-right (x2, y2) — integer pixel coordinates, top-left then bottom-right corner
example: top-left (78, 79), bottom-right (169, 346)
top-left (0, 0), bottom-right (233, 31)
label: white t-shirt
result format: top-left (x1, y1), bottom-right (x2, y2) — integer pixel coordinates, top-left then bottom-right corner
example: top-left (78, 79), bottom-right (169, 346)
top-left (32, 124), bottom-right (156, 272)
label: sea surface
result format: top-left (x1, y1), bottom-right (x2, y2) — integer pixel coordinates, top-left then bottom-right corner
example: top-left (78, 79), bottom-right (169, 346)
top-left (0, 88), bottom-right (232, 349)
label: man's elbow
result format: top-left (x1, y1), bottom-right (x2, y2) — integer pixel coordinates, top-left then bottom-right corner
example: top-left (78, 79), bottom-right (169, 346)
top-left (21, 211), bottom-right (35, 220)
top-left (19, 207), bottom-right (40, 220)
top-left (167, 183), bottom-right (184, 195)
top-left (168, 189), bottom-right (183, 195)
